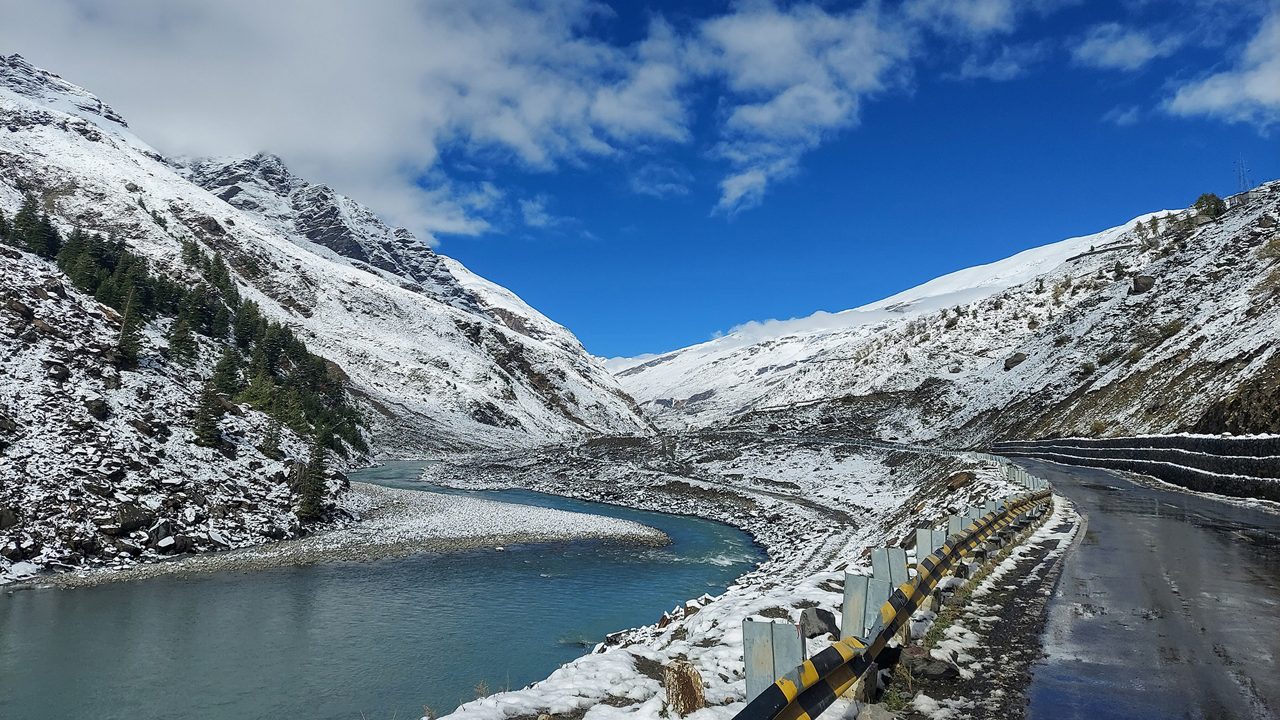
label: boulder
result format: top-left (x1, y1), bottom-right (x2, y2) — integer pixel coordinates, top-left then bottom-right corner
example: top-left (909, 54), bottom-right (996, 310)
top-left (83, 396), bottom-right (109, 420)
top-left (1130, 275), bottom-right (1156, 295)
top-left (112, 538), bottom-right (143, 557)
top-left (4, 298), bottom-right (34, 321)
top-left (0, 505), bottom-right (19, 530)
top-left (128, 417), bottom-right (156, 437)
top-left (1259, 215), bottom-right (1277, 228)
top-left (799, 607), bottom-right (840, 639)
top-left (945, 471), bottom-right (975, 491)
top-left (45, 362), bottom-right (70, 382)
top-left (916, 659), bottom-right (960, 681)
top-left (1, 541), bottom-right (24, 560)
top-left (99, 503), bottom-right (154, 536)
top-left (1003, 352), bottom-right (1027, 371)
top-left (662, 660), bottom-right (705, 717)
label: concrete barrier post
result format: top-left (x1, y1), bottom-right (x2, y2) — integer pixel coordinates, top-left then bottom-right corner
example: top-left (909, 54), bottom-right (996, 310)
top-left (947, 515), bottom-right (962, 538)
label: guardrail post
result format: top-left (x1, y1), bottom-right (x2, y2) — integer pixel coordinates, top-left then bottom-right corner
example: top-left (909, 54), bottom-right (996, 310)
top-left (932, 527), bottom-right (948, 555)
top-left (887, 547), bottom-right (909, 586)
top-left (915, 527), bottom-right (933, 559)
top-left (871, 548), bottom-right (889, 582)
top-left (842, 572), bottom-right (868, 641)
top-left (864, 578), bottom-right (891, 639)
top-left (742, 620), bottom-right (806, 702)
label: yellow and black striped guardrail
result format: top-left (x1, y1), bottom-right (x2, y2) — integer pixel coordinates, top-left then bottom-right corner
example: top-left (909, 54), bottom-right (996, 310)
top-left (732, 489), bottom-right (1052, 720)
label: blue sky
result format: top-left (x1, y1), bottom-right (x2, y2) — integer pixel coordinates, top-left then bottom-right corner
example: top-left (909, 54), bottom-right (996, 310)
top-left (434, 0), bottom-right (1280, 357)
top-left (4, 0), bottom-right (1279, 357)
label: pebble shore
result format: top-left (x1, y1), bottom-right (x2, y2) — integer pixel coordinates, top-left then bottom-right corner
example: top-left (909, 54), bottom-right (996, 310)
top-left (16, 482), bottom-right (670, 589)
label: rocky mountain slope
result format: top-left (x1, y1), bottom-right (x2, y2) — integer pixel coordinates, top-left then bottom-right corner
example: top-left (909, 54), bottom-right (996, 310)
top-left (0, 53), bottom-right (648, 453)
top-left (0, 244), bottom-right (336, 579)
top-left (615, 185), bottom-right (1280, 445)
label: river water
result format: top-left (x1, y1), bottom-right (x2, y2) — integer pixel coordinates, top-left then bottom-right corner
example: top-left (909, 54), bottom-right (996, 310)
top-left (0, 461), bottom-right (762, 720)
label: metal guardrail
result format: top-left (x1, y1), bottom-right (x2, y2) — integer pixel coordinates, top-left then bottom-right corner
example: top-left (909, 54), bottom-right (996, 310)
top-left (732, 487), bottom-right (1052, 720)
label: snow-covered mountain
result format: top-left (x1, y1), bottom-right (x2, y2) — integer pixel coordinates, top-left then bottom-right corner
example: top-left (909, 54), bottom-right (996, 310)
top-left (0, 54), bottom-right (649, 452)
top-left (615, 187), bottom-right (1280, 443)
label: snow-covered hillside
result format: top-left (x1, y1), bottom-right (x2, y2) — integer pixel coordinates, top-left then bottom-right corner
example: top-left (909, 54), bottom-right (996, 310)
top-left (616, 186), bottom-right (1280, 444)
top-left (0, 54), bottom-right (649, 452)
top-left (0, 245), bottom-right (338, 580)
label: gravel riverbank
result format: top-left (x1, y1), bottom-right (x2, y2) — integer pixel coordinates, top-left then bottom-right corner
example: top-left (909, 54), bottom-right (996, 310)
top-left (11, 481), bottom-right (670, 589)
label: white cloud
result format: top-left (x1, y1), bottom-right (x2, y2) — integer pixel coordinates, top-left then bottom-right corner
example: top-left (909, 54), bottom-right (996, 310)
top-left (954, 42), bottom-right (1053, 81)
top-left (0, 0), bottom-right (691, 242)
top-left (1071, 23), bottom-right (1182, 71)
top-left (629, 161), bottom-right (693, 198)
top-left (1166, 8), bottom-right (1280, 127)
top-left (904, 0), bottom-right (1076, 39)
top-left (0, 0), bottom-right (1092, 228)
top-left (904, 0), bottom-right (1020, 37)
top-left (1102, 104), bottom-right (1143, 126)
top-left (518, 195), bottom-right (575, 229)
top-left (693, 2), bottom-right (912, 213)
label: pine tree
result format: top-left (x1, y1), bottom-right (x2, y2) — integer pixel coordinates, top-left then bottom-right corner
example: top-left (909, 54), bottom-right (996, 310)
top-left (167, 316), bottom-right (197, 364)
top-left (193, 380), bottom-right (223, 447)
top-left (260, 418), bottom-right (283, 459)
top-left (7, 195), bottom-right (39, 252)
top-left (296, 430), bottom-right (328, 523)
top-left (233, 299), bottom-right (261, 349)
top-left (34, 213), bottom-right (61, 258)
top-left (210, 304), bottom-right (231, 339)
top-left (211, 347), bottom-right (243, 396)
top-left (115, 287), bottom-right (143, 368)
top-left (181, 238), bottom-right (202, 267)
top-left (238, 369), bottom-right (276, 407)
top-left (1193, 193), bottom-right (1226, 219)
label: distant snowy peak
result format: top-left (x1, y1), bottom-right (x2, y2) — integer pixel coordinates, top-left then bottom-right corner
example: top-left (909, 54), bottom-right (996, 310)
top-left (859, 211), bottom-right (1169, 314)
top-left (613, 209), bottom-right (1171, 373)
top-left (0, 54), bottom-right (128, 127)
top-left (183, 153), bottom-right (451, 292)
top-left (181, 153), bottom-right (582, 351)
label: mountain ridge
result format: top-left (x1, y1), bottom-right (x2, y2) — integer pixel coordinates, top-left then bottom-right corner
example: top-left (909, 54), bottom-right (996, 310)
top-left (613, 184), bottom-right (1280, 444)
top-left (0, 53), bottom-right (650, 452)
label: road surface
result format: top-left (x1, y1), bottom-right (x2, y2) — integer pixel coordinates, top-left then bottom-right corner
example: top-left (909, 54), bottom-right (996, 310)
top-left (1021, 459), bottom-right (1280, 720)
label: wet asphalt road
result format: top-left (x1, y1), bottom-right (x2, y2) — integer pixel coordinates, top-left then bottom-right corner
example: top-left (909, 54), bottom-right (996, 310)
top-left (1020, 459), bottom-right (1280, 720)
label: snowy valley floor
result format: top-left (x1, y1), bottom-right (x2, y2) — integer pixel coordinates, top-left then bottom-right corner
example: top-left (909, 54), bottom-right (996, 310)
top-left (10, 481), bottom-right (668, 589)
top-left (419, 432), bottom-right (1050, 720)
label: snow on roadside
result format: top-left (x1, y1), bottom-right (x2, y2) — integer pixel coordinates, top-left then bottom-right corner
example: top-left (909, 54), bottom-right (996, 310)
top-left (430, 436), bottom-right (1024, 720)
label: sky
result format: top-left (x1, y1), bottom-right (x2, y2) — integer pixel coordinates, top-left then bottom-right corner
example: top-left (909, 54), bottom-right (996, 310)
top-left (1, 0), bottom-right (1278, 358)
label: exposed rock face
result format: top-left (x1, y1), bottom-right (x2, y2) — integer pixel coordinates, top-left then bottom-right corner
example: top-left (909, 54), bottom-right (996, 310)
top-left (1003, 353), bottom-right (1028, 371)
top-left (183, 154), bottom-right (472, 308)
